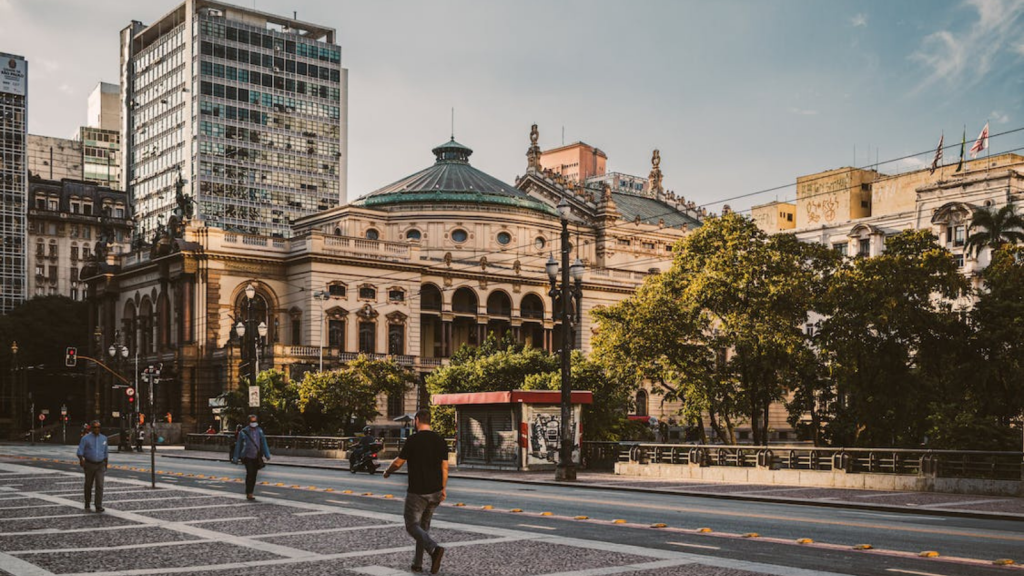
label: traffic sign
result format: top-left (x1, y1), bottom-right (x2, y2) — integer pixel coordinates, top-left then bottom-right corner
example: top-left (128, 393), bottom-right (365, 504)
top-left (112, 411), bottom-right (120, 418)
top-left (126, 387), bottom-right (135, 397)
top-left (248, 386), bottom-right (260, 408)
top-left (40, 409), bottom-right (49, 415)
top-left (60, 405), bottom-right (67, 416)
top-left (37, 414), bottom-right (45, 421)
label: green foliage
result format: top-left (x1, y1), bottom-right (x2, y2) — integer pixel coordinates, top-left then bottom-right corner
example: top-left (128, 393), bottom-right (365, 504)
top-left (223, 369), bottom-right (302, 435)
top-left (297, 356), bottom-right (415, 435)
top-left (964, 202), bottom-right (1024, 255)
top-left (426, 337), bottom-right (633, 441)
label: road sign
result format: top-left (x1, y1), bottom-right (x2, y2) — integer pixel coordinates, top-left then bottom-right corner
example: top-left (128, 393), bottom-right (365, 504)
top-left (126, 387), bottom-right (135, 397)
top-left (38, 414), bottom-right (45, 421)
top-left (60, 405), bottom-right (67, 416)
top-left (112, 411), bottom-right (120, 418)
top-left (248, 386), bottom-right (260, 408)
top-left (40, 409), bottom-right (49, 415)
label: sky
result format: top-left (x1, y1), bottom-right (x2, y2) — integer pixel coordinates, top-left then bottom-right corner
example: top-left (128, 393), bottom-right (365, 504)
top-left (2, 0), bottom-right (1023, 212)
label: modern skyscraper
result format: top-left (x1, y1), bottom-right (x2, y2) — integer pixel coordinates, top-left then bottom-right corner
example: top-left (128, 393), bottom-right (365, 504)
top-left (120, 0), bottom-right (348, 240)
top-left (0, 52), bottom-right (27, 314)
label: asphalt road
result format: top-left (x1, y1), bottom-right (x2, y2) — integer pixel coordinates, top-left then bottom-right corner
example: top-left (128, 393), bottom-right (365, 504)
top-left (1, 444), bottom-right (1022, 576)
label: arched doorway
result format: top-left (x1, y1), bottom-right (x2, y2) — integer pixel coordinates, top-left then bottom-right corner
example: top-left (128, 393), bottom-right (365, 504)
top-left (486, 291), bottom-right (511, 341)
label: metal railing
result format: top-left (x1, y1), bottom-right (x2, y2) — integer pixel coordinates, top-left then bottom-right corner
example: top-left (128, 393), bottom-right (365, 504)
top-left (620, 443), bottom-right (1024, 481)
top-left (185, 433), bottom-right (407, 456)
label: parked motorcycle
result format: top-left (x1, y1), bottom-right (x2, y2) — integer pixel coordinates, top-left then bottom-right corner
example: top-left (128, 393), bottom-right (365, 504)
top-left (349, 439), bottom-right (384, 474)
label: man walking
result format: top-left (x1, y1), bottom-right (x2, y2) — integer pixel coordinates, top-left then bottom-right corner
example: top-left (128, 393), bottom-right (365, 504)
top-left (383, 409), bottom-right (448, 574)
top-left (232, 414), bottom-right (271, 500)
top-left (76, 420), bottom-right (108, 512)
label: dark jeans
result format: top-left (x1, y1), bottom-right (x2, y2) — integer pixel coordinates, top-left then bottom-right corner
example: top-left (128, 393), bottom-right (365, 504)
top-left (83, 461), bottom-right (105, 508)
top-left (242, 457), bottom-right (260, 495)
top-left (404, 491), bottom-right (442, 566)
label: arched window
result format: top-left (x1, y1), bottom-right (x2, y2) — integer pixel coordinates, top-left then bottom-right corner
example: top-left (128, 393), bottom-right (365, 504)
top-left (365, 228), bottom-right (380, 240)
top-left (520, 294), bottom-right (545, 319)
top-left (486, 292), bottom-right (511, 316)
top-left (420, 284), bottom-right (442, 311)
top-left (452, 287), bottom-right (477, 314)
top-left (406, 229), bottom-right (422, 240)
top-left (635, 390), bottom-right (649, 417)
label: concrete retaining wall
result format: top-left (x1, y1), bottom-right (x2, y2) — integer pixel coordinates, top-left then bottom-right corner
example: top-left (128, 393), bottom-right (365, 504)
top-left (614, 462), bottom-right (1024, 497)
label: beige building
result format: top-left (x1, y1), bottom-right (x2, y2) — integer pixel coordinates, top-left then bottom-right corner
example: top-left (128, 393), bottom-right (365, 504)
top-left (27, 178), bottom-right (132, 300)
top-left (538, 142), bottom-right (607, 183)
top-left (28, 135), bottom-right (82, 183)
top-left (84, 127), bottom-right (701, 432)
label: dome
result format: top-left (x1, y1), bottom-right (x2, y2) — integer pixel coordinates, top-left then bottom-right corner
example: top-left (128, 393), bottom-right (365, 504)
top-left (351, 138), bottom-right (557, 216)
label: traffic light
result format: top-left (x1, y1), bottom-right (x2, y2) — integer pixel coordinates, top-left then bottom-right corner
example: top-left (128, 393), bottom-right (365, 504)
top-left (65, 347), bottom-right (77, 367)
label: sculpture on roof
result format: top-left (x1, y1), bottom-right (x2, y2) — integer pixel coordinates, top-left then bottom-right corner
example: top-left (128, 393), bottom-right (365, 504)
top-left (648, 149), bottom-right (664, 194)
top-left (526, 124), bottom-right (542, 173)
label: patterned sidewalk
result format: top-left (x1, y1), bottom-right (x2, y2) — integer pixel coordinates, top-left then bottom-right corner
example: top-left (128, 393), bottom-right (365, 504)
top-left (0, 462), bottom-right (847, 576)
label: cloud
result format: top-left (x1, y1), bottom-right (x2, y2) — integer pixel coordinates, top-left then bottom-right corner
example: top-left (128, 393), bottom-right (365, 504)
top-left (910, 0), bottom-right (1024, 92)
top-left (1015, 42), bottom-right (1024, 56)
top-left (850, 13), bottom-right (868, 28)
top-left (58, 84), bottom-right (73, 95)
top-left (900, 157), bottom-right (928, 172)
top-left (991, 110), bottom-right (1010, 123)
top-left (788, 107), bottom-right (818, 116)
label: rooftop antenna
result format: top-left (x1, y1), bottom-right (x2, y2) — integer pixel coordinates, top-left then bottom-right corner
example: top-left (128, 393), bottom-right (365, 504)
top-left (294, 11), bottom-right (297, 19)
top-left (451, 107), bottom-right (455, 140)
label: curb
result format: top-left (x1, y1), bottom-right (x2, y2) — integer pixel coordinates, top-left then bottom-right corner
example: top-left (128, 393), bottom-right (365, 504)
top-left (158, 452), bottom-right (1024, 523)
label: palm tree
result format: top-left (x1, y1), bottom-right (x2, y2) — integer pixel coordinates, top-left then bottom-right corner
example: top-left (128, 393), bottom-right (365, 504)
top-left (964, 202), bottom-right (1024, 256)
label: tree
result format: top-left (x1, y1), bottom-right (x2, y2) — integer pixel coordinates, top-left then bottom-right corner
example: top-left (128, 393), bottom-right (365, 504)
top-left (594, 214), bottom-right (834, 444)
top-left (815, 230), bottom-right (967, 447)
top-left (297, 356), bottom-right (415, 435)
top-left (964, 202), bottom-right (1024, 256)
top-left (222, 369), bottom-right (302, 434)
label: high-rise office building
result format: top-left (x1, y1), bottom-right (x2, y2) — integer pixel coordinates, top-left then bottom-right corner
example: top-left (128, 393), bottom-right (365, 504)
top-left (82, 82), bottom-right (121, 189)
top-left (121, 0), bottom-right (348, 240)
top-left (0, 52), bottom-right (27, 314)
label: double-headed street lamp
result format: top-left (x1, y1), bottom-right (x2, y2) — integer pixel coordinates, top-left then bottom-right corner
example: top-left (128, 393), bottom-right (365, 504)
top-left (108, 342), bottom-right (132, 447)
top-left (236, 283), bottom-right (268, 392)
top-left (546, 198), bottom-right (585, 482)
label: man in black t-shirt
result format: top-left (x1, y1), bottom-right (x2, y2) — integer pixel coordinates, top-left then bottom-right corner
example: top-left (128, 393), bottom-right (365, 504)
top-left (383, 409), bottom-right (448, 574)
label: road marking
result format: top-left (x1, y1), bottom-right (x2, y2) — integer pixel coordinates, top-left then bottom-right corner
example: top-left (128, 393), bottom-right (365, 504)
top-left (12, 539), bottom-right (211, 555)
top-left (292, 510), bottom-right (339, 516)
top-left (104, 495), bottom-right (216, 504)
top-left (886, 569), bottom-right (950, 576)
top-left (919, 498), bottom-right (1011, 509)
top-left (129, 503), bottom-right (248, 513)
top-left (517, 524), bottom-right (557, 531)
top-left (0, 504), bottom-right (61, 511)
top-left (251, 523), bottom-right (401, 539)
top-left (844, 511), bottom-right (943, 521)
top-left (351, 567), bottom-right (407, 576)
top-left (666, 541), bottom-right (721, 550)
top-left (0, 550), bottom-right (54, 575)
top-left (184, 516), bottom-right (256, 524)
top-left (0, 512), bottom-right (90, 522)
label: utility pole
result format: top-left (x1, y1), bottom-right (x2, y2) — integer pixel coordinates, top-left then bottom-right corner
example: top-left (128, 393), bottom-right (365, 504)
top-left (145, 365), bottom-right (159, 488)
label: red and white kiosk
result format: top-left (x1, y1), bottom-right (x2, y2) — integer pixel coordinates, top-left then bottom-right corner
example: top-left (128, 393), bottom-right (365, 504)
top-left (432, 390), bottom-right (593, 471)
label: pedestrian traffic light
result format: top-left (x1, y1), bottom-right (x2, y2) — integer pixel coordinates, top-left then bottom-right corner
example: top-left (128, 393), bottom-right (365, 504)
top-left (65, 347), bottom-right (77, 367)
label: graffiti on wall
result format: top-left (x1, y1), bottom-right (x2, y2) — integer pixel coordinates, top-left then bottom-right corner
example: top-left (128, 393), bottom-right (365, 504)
top-left (524, 405), bottom-right (581, 466)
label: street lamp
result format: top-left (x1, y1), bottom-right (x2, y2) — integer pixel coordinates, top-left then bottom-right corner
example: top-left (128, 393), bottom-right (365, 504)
top-left (547, 198), bottom-right (585, 482)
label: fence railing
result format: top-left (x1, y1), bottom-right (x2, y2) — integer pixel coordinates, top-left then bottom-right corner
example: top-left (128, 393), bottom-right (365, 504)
top-left (620, 443), bottom-right (1024, 481)
top-left (185, 434), bottom-right (453, 459)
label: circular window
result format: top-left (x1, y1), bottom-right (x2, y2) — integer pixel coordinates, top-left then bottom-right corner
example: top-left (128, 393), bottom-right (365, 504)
top-left (365, 229), bottom-right (380, 240)
top-left (406, 229), bottom-right (422, 240)
top-left (496, 231), bottom-right (512, 245)
top-left (451, 229), bottom-right (468, 243)
top-left (534, 237), bottom-right (546, 250)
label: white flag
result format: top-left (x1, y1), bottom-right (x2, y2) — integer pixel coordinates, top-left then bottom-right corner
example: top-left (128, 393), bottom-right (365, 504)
top-left (969, 122), bottom-right (988, 159)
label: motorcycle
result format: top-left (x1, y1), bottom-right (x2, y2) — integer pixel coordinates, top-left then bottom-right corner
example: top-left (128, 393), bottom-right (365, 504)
top-left (349, 439), bottom-right (384, 474)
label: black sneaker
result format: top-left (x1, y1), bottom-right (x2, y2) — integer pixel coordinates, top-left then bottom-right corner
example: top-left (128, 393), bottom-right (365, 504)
top-left (95, 507), bottom-right (105, 513)
top-left (410, 565), bottom-right (423, 573)
top-left (430, 547), bottom-right (445, 574)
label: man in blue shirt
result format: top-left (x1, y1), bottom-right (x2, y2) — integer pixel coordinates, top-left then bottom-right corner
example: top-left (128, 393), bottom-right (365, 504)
top-left (76, 420), bottom-right (108, 512)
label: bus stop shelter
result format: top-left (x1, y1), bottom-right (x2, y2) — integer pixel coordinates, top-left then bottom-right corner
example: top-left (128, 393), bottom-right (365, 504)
top-left (432, 390), bottom-right (593, 471)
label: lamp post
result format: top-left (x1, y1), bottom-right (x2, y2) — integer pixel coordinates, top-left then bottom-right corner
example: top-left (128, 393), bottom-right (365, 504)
top-left (108, 343), bottom-right (130, 449)
top-left (546, 198), bottom-right (585, 482)
top-left (10, 342), bottom-right (19, 439)
top-left (236, 284), bottom-right (267, 399)
top-left (313, 290), bottom-right (330, 372)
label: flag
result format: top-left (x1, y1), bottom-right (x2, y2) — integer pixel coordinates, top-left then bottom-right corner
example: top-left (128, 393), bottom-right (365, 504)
top-left (969, 122), bottom-right (989, 159)
top-left (929, 133), bottom-right (943, 174)
top-left (955, 128), bottom-right (966, 172)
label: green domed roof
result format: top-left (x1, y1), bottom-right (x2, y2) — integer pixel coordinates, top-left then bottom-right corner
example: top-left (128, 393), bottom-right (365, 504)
top-left (351, 138), bottom-right (557, 216)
